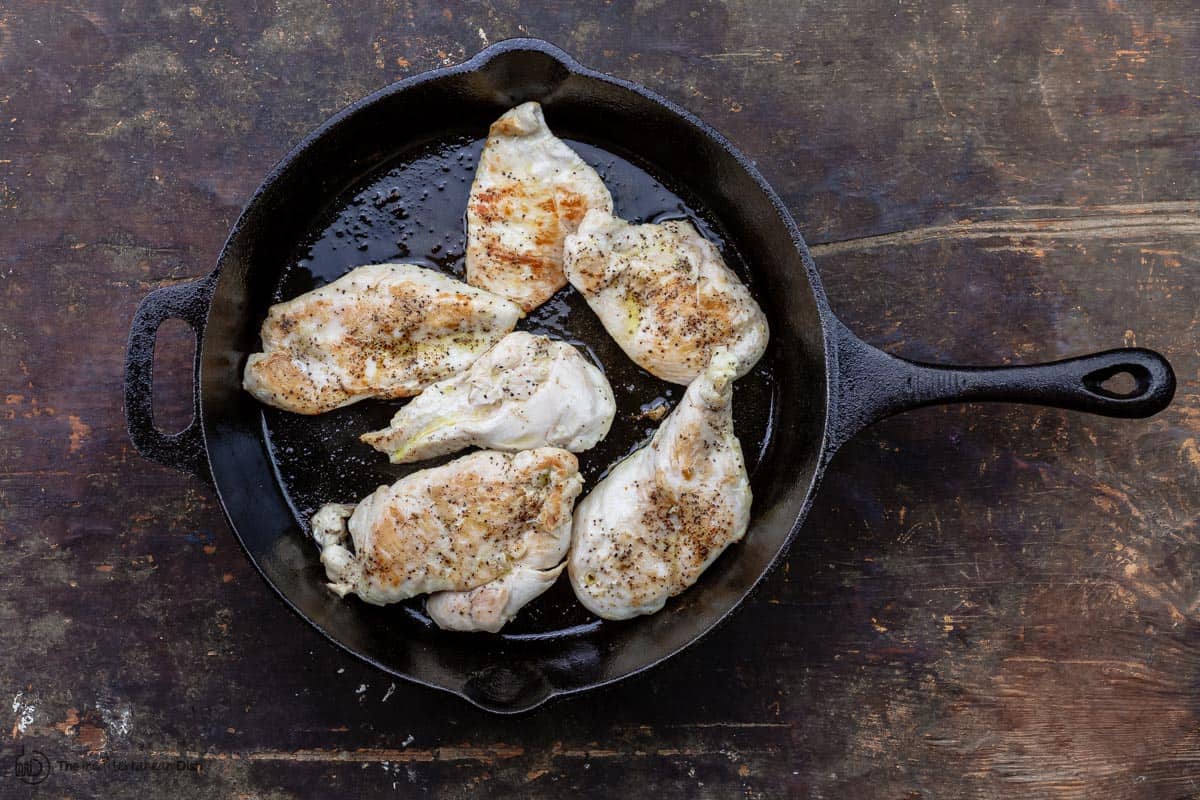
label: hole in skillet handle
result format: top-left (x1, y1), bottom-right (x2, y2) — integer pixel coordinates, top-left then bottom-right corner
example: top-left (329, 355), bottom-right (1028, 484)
top-left (1086, 363), bottom-right (1148, 400)
top-left (462, 663), bottom-right (553, 714)
top-left (465, 38), bottom-right (579, 106)
top-left (1071, 349), bottom-right (1175, 415)
top-left (151, 318), bottom-right (198, 436)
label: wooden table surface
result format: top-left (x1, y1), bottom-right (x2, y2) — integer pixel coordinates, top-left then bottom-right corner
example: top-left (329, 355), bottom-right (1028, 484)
top-left (2, 1), bottom-right (1198, 797)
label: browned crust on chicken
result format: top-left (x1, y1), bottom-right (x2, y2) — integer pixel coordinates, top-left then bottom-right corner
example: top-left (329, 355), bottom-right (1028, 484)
top-left (367, 450), bottom-right (578, 590)
top-left (316, 448), bottom-right (582, 607)
top-left (243, 263), bottom-right (521, 414)
top-left (465, 102), bottom-right (612, 312)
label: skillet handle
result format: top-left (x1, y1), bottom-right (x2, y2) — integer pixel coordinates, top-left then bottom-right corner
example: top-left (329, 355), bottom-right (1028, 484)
top-left (828, 319), bottom-right (1176, 454)
top-left (124, 274), bottom-right (215, 482)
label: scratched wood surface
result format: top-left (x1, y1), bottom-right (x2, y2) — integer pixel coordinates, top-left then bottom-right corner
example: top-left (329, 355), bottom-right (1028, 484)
top-left (1, 1), bottom-right (1198, 798)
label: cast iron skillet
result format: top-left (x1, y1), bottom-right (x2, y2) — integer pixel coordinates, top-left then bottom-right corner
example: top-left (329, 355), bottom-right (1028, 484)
top-left (124, 39), bottom-right (1175, 714)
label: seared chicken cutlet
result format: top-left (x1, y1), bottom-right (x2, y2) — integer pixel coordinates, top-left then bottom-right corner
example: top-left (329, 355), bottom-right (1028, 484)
top-left (466, 102), bottom-right (613, 312)
top-left (361, 331), bottom-right (615, 463)
top-left (243, 263), bottom-right (522, 414)
top-left (563, 211), bottom-right (768, 384)
top-left (312, 448), bottom-right (582, 632)
top-left (568, 352), bottom-right (752, 620)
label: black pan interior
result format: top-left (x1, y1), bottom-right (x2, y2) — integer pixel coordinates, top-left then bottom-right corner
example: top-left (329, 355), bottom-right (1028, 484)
top-left (200, 44), bottom-right (829, 708)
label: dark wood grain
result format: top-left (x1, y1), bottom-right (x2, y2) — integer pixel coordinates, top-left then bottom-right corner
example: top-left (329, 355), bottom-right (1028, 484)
top-left (1, 1), bottom-right (1197, 798)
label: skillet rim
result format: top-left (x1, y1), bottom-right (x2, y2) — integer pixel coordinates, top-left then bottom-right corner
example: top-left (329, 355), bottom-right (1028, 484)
top-left (198, 36), bottom-right (842, 712)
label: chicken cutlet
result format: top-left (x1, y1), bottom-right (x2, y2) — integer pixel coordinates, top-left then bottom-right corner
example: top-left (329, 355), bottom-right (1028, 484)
top-left (313, 447), bottom-right (582, 632)
top-left (466, 102), bottom-right (613, 312)
top-left (563, 211), bottom-right (768, 384)
top-left (243, 263), bottom-right (522, 414)
top-left (361, 331), bottom-right (615, 463)
top-left (568, 352), bottom-right (752, 619)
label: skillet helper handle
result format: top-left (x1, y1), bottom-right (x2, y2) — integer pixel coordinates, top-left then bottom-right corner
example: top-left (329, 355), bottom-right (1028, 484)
top-left (124, 275), bottom-right (215, 482)
top-left (830, 319), bottom-right (1176, 453)
top-left (461, 663), bottom-right (554, 715)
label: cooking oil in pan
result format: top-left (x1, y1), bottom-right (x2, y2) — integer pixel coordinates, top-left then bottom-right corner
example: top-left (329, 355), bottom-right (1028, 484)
top-left (263, 133), bottom-right (778, 639)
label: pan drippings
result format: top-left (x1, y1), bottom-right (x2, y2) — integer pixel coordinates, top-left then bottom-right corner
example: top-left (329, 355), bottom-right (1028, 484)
top-left (262, 132), bottom-right (778, 639)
